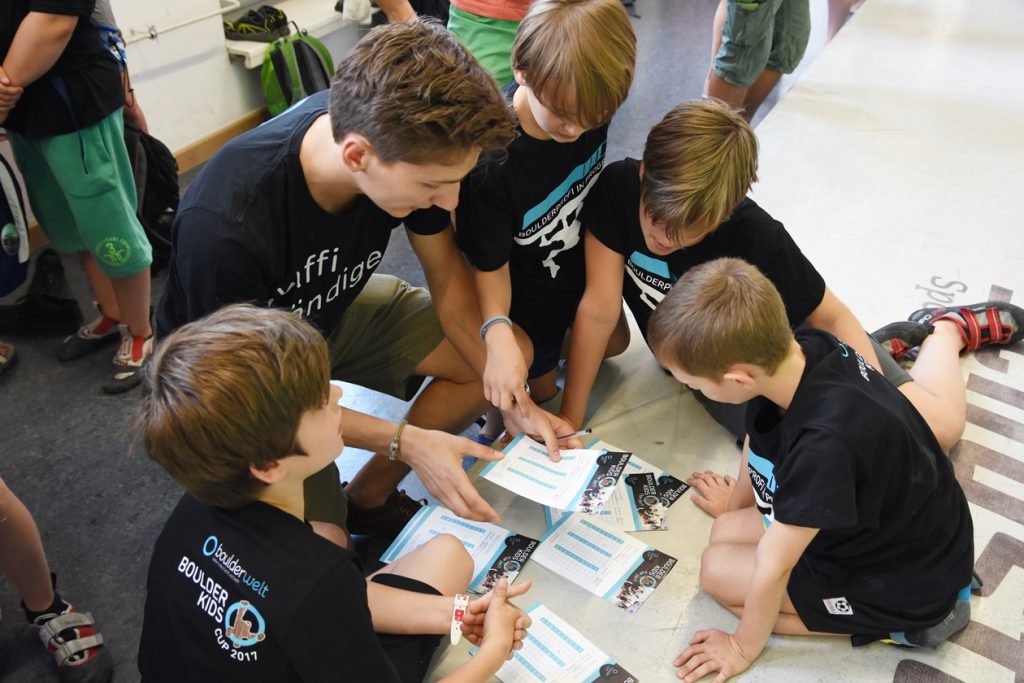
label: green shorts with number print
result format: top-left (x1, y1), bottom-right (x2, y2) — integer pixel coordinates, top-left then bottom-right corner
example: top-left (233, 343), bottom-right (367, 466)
top-left (8, 109), bottom-right (151, 278)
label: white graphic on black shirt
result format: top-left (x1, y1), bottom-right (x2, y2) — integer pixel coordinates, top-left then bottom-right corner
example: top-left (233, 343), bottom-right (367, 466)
top-left (516, 144), bottom-right (604, 279)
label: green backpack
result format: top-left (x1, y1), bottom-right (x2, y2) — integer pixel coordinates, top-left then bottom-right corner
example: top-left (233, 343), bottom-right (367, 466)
top-left (261, 27), bottom-right (334, 117)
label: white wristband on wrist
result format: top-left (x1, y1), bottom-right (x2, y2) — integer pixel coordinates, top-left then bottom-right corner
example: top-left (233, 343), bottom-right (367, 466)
top-left (450, 593), bottom-right (469, 644)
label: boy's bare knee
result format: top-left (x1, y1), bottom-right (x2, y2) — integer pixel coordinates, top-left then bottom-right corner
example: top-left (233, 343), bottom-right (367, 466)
top-left (698, 545), bottom-right (726, 599)
top-left (605, 312), bottom-right (631, 358)
top-left (431, 534), bottom-right (473, 587)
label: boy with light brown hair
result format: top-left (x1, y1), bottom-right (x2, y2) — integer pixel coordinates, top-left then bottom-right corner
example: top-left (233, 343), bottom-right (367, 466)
top-left (646, 258), bottom-right (1004, 680)
top-left (156, 19), bottom-right (565, 540)
top-left (570, 100), bottom-right (968, 482)
top-left (455, 0), bottom-right (636, 441)
top-left (137, 304), bottom-right (532, 683)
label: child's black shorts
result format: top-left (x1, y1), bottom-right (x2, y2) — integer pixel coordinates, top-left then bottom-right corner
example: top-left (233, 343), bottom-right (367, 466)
top-left (786, 562), bottom-right (958, 636)
top-left (371, 573), bottom-right (444, 682)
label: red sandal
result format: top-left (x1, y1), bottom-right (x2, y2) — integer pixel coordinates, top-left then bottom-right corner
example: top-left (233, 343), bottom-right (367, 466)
top-left (909, 301), bottom-right (1024, 355)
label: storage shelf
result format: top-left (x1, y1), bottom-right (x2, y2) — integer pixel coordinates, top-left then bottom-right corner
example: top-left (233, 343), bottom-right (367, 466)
top-left (224, 0), bottom-right (354, 69)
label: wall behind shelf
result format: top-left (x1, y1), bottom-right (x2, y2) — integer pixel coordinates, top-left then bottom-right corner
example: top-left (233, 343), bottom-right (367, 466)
top-left (112, 0), bottom-right (365, 153)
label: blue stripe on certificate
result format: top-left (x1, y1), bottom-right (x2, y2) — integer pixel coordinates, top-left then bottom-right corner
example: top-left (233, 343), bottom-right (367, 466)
top-left (520, 457), bottom-right (568, 477)
top-left (380, 505), bottom-right (433, 561)
top-left (525, 632), bottom-right (565, 666)
top-left (439, 514), bottom-right (487, 534)
top-left (539, 616), bottom-right (584, 652)
top-left (428, 529), bottom-right (475, 549)
top-left (510, 468), bottom-right (558, 490)
top-left (512, 651), bottom-right (547, 681)
top-left (554, 544), bottom-right (599, 571)
top-left (567, 531), bottom-right (612, 558)
top-left (580, 518), bottom-right (625, 544)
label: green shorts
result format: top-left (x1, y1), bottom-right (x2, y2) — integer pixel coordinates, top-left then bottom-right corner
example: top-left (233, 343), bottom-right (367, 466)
top-left (448, 4), bottom-right (520, 88)
top-left (327, 274), bottom-right (445, 401)
top-left (305, 275), bottom-right (445, 529)
top-left (714, 0), bottom-right (811, 88)
top-left (8, 109), bottom-right (152, 278)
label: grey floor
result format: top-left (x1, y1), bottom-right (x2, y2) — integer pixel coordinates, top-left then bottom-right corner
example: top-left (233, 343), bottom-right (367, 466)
top-left (0, 1), bottom-right (835, 680)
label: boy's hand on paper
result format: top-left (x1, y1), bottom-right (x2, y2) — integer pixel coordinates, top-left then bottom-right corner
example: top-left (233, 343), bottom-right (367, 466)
top-left (686, 470), bottom-right (735, 518)
top-left (482, 347), bottom-right (530, 413)
top-left (464, 579), bottom-right (532, 657)
top-left (401, 426), bottom-right (502, 523)
top-left (500, 402), bottom-right (562, 460)
top-left (674, 629), bottom-right (752, 682)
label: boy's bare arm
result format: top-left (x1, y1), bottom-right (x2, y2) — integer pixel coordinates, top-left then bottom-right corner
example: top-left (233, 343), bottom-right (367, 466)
top-left (805, 287), bottom-right (881, 369)
top-left (732, 522), bottom-right (818, 661)
top-left (2, 12), bottom-right (78, 88)
top-left (407, 226), bottom-right (488, 375)
top-left (676, 521), bottom-right (817, 681)
top-left (375, 0), bottom-right (417, 22)
top-left (341, 406), bottom-right (503, 522)
top-left (559, 233), bottom-right (626, 428)
top-left (474, 264), bottom-right (531, 412)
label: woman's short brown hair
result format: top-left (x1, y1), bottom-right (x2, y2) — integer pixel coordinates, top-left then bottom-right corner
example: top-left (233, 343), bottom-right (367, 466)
top-left (329, 19), bottom-right (516, 165)
top-left (648, 258), bottom-right (792, 378)
top-left (642, 100), bottom-right (758, 243)
top-left (512, 0), bottom-right (636, 130)
top-left (136, 305), bottom-right (330, 509)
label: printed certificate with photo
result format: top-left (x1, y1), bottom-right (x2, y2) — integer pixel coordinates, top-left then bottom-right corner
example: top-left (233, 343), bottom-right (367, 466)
top-left (380, 505), bottom-right (538, 594)
top-left (533, 513), bottom-right (677, 613)
top-left (481, 435), bottom-right (631, 512)
top-left (544, 442), bottom-right (690, 532)
top-left (481, 603), bottom-right (639, 683)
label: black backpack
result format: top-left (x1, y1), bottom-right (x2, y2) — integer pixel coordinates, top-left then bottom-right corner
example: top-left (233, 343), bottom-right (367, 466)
top-left (0, 154), bottom-right (29, 297)
top-left (124, 122), bottom-right (179, 274)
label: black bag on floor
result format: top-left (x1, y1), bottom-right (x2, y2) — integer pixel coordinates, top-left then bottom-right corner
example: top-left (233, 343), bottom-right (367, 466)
top-left (0, 154), bottom-right (29, 298)
top-left (124, 122), bottom-right (179, 274)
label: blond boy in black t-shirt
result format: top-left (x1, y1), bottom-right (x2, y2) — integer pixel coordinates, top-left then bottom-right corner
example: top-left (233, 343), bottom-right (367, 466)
top-left (572, 100), bottom-right (971, 483)
top-left (644, 259), bottom-right (1024, 681)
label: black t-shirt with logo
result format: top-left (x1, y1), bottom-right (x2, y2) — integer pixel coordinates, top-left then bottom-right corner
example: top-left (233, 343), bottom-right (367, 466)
top-left (156, 90), bottom-right (449, 337)
top-left (0, 0), bottom-right (123, 138)
top-left (138, 494), bottom-right (403, 683)
top-left (454, 83), bottom-right (608, 347)
top-left (581, 158), bottom-right (826, 342)
top-left (745, 329), bottom-right (973, 613)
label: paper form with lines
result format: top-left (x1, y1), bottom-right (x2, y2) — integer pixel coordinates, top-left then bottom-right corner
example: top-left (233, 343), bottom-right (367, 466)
top-left (533, 513), bottom-right (677, 613)
top-left (480, 435), bottom-right (631, 512)
top-left (483, 603), bottom-right (638, 683)
top-left (380, 504), bottom-right (538, 594)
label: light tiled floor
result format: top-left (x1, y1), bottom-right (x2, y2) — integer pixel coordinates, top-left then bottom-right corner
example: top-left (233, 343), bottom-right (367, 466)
top-left (425, 0), bottom-right (1024, 680)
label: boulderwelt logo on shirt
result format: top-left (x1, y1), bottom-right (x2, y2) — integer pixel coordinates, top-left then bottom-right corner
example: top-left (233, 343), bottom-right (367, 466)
top-left (174, 535), bottom-right (272, 662)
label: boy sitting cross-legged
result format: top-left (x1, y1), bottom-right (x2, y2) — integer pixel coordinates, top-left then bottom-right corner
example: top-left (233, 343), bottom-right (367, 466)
top-left (135, 304), bottom-right (531, 683)
top-left (647, 258), bottom-right (992, 682)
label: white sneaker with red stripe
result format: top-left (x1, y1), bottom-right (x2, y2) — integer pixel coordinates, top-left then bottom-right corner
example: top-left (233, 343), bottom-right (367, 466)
top-left (102, 325), bottom-right (154, 394)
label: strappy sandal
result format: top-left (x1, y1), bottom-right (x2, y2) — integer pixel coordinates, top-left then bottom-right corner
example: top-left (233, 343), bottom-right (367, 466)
top-left (871, 321), bottom-right (931, 361)
top-left (31, 608), bottom-right (113, 683)
top-left (909, 301), bottom-right (1024, 355)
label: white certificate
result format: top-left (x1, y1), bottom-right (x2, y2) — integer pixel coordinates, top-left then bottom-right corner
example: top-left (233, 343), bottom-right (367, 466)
top-left (380, 505), bottom-right (537, 594)
top-left (485, 603), bottom-right (638, 683)
top-left (545, 440), bottom-right (689, 532)
top-left (533, 513), bottom-right (677, 613)
top-left (481, 435), bottom-right (630, 512)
